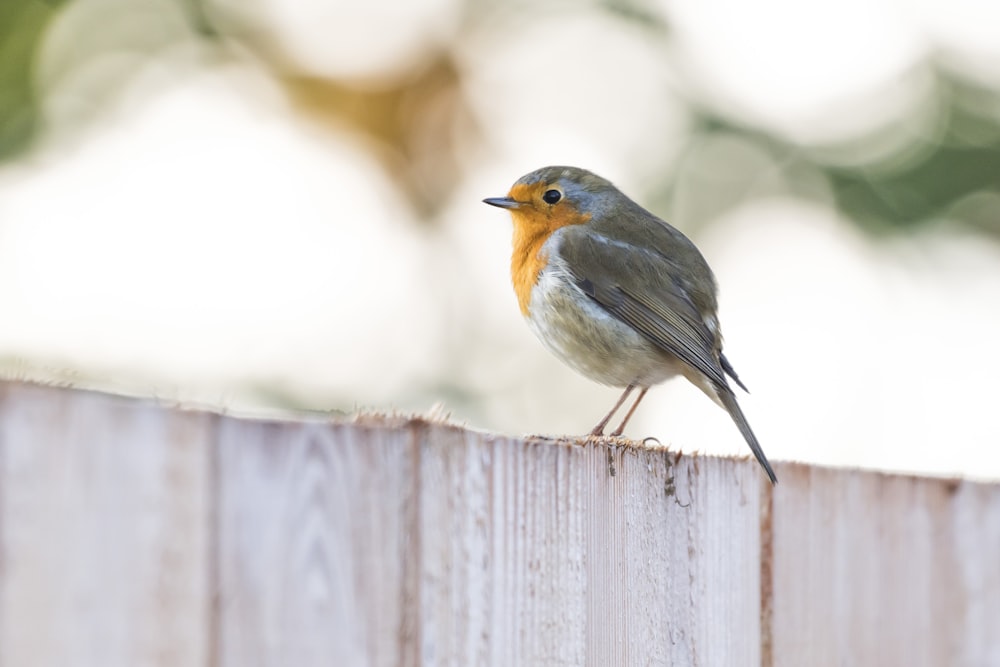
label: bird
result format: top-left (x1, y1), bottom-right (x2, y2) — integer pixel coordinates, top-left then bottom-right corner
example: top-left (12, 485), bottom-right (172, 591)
top-left (483, 166), bottom-right (777, 484)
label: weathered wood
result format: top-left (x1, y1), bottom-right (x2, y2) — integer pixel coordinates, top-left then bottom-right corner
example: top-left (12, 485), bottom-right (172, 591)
top-left (0, 383), bottom-right (211, 667)
top-left (211, 422), bottom-right (1000, 666)
top-left (0, 381), bottom-right (998, 667)
top-left (769, 465), bottom-right (1000, 667)
top-left (213, 422), bottom-right (764, 666)
top-left (214, 418), bottom-right (420, 666)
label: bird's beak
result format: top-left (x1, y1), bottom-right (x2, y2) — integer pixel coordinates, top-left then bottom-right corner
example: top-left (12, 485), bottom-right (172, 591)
top-left (483, 196), bottom-right (521, 210)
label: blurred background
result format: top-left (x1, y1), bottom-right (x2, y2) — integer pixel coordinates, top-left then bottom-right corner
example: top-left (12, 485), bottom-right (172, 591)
top-left (1, 0), bottom-right (998, 478)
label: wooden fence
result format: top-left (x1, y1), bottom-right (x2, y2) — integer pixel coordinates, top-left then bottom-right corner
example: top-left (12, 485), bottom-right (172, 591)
top-left (0, 380), bottom-right (997, 666)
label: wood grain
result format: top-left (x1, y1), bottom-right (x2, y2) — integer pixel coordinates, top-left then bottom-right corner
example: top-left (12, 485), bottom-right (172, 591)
top-left (0, 382), bottom-right (998, 666)
top-left (214, 417), bottom-right (420, 667)
top-left (214, 423), bottom-right (763, 666)
top-left (769, 464), bottom-right (1000, 667)
top-left (0, 383), bottom-right (211, 667)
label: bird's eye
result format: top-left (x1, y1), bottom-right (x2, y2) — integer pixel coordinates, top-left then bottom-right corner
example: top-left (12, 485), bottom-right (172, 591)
top-left (542, 189), bottom-right (562, 204)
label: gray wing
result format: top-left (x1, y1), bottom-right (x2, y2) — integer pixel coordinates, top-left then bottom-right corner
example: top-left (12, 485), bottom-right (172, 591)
top-left (557, 226), bottom-right (730, 390)
top-left (558, 226), bottom-right (775, 483)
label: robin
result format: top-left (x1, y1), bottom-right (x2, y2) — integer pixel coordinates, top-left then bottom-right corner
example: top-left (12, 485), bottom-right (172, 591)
top-left (484, 166), bottom-right (777, 484)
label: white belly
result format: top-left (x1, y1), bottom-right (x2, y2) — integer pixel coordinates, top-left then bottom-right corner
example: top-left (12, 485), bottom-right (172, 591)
top-left (525, 265), bottom-right (683, 389)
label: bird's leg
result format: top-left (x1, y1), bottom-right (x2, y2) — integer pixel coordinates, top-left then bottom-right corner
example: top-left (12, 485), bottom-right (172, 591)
top-left (590, 384), bottom-right (635, 436)
top-left (610, 387), bottom-right (649, 437)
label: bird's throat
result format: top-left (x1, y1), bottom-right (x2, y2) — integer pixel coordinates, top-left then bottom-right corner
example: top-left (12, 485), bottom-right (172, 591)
top-left (508, 207), bottom-right (590, 317)
top-left (510, 223), bottom-right (552, 317)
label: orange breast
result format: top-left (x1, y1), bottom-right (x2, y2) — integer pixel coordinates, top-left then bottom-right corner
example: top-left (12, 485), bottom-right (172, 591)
top-left (510, 221), bottom-right (552, 316)
top-left (508, 193), bottom-right (590, 316)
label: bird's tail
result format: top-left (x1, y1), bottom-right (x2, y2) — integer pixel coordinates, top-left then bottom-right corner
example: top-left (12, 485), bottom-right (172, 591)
top-left (718, 388), bottom-right (777, 484)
